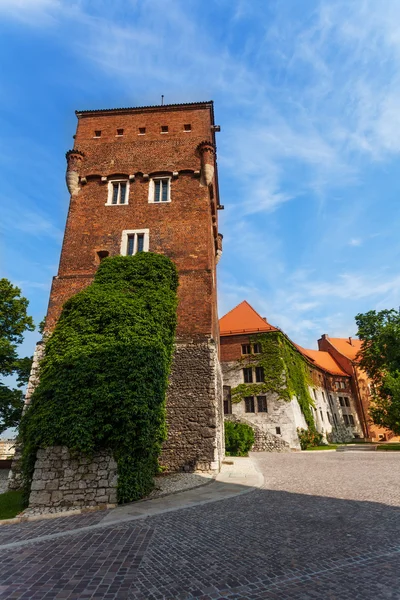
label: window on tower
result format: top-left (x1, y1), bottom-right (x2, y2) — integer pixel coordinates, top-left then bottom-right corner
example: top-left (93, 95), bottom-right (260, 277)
top-left (120, 230), bottom-right (149, 256)
top-left (107, 180), bottom-right (129, 205)
top-left (149, 177), bottom-right (171, 203)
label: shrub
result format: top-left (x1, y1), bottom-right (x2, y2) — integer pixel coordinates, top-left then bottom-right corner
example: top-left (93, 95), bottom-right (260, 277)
top-left (19, 253), bottom-right (178, 505)
top-left (225, 421), bottom-right (255, 456)
top-left (297, 427), bottom-right (323, 450)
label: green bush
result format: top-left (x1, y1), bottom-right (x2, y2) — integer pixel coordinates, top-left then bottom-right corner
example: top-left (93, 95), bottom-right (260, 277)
top-left (297, 427), bottom-right (323, 450)
top-left (225, 421), bottom-right (255, 456)
top-left (19, 253), bottom-right (178, 505)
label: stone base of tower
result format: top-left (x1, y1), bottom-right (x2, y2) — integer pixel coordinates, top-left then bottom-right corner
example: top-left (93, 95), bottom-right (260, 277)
top-left (161, 338), bottom-right (224, 473)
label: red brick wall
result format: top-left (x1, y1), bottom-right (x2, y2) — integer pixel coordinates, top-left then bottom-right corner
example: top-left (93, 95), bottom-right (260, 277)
top-left (220, 334), bottom-right (251, 362)
top-left (45, 103), bottom-right (220, 341)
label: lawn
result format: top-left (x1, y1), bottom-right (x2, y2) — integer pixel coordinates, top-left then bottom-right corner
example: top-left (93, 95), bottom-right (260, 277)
top-left (377, 444), bottom-right (400, 451)
top-left (305, 445), bottom-right (338, 451)
top-left (0, 490), bottom-right (24, 520)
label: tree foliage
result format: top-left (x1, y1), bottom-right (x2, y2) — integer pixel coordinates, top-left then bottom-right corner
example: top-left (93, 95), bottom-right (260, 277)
top-left (19, 253), bottom-right (178, 504)
top-left (0, 279), bottom-right (34, 434)
top-left (356, 308), bottom-right (400, 435)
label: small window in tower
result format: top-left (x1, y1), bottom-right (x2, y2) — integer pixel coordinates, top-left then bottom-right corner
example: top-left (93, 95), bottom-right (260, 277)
top-left (150, 177), bottom-right (171, 203)
top-left (184, 123), bottom-right (191, 131)
top-left (241, 344), bottom-right (251, 355)
top-left (161, 125), bottom-right (169, 133)
top-left (276, 427), bottom-right (281, 435)
top-left (255, 366), bottom-right (264, 382)
top-left (243, 368), bottom-right (253, 383)
top-left (139, 127), bottom-right (146, 135)
top-left (94, 130), bottom-right (102, 138)
top-left (97, 250), bottom-right (109, 262)
top-left (257, 396), bottom-right (267, 412)
top-left (116, 128), bottom-right (124, 136)
top-left (120, 229), bottom-right (149, 256)
top-left (107, 180), bottom-right (129, 205)
top-left (244, 396), bottom-right (255, 413)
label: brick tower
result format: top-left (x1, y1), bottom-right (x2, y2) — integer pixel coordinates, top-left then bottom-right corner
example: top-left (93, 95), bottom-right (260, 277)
top-left (44, 101), bottom-right (224, 472)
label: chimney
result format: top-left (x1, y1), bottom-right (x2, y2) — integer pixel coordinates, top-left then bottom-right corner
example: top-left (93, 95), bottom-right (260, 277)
top-left (321, 334), bottom-right (329, 340)
top-left (349, 336), bottom-right (353, 346)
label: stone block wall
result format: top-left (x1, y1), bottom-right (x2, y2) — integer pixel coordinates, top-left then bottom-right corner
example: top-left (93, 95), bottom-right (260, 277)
top-left (28, 447), bottom-right (117, 511)
top-left (161, 339), bottom-right (224, 473)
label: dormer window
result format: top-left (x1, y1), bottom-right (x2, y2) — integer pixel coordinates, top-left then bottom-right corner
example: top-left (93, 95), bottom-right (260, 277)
top-left (107, 180), bottom-right (129, 205)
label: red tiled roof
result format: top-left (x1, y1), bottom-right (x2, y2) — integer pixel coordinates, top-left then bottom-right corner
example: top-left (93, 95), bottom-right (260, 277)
top-left (328, 337), bottom-right (362, 361)
top-left (219, 301), bottom-right (277, 336)
top-left (296, 345), bottom-right (348, 376)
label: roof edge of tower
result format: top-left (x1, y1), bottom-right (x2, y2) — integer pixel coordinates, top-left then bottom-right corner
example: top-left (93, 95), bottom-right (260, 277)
top-left (75, 100), bottom-right (215, 120)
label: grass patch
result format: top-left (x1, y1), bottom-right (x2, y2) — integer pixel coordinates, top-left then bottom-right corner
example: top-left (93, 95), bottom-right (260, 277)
top-left (305, 445), bottom-right (338, 451)
top-left (0, 490), bottom-right (24, 520)
top-left (377, 444), bottom-right (400, 451)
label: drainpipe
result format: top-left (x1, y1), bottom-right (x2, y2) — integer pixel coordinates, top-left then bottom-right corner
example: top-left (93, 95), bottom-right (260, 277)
top-left (352, 364), bottom-right (370, 439)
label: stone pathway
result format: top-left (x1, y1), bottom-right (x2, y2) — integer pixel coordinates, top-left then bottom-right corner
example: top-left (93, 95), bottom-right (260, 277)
top-left (0, 453), bottom-right (398, 599)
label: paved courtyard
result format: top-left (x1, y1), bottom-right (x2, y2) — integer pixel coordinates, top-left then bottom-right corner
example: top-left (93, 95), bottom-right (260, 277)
top-left (0, 452), bottom-right (399, 599)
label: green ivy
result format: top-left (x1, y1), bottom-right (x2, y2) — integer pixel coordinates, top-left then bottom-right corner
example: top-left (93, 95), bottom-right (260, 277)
top-left (231, 332), bottom-right (315, 427)
top-left (18, 253), bottom-right (178, 506)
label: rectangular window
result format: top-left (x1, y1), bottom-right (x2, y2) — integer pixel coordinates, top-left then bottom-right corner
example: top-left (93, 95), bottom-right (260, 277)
top-left (94, 130), bottom-right (101, 137)
top-left (322, 391), bottom-right (325, 401)
top-left (108, 181), bottom-right (129, 205)
top-left (333, 413), bottom-right (338, 425)
top-left (343, 414), bottom-right (350, 426)
top-left (276, 427), bottom-right (281, 435)
top-left (139, 127), bottom-right (146, 135)
top-left (116, 128), bottom-right (124, 136)
top-left (339, 397), bottom-right (345, 407)
top-left (320, 410), bottom-right (324, 422)
top-left (313, 389), bottom-right (317, 400)
top-left (126, 234), bottom-right (144, 255)
top-left (345, 397), bottom-right (350, 407)
top-left (223, 386), bottom-right (232, 415)
top-left (241, 344), bottom-right (251, 355)
top-left (255, 366), bottom-right (264, 382)
top-left (120, 229), bottom-right (149, 256)
top-left (244, 396), bottom-right (255, 413)
top-left (257, 396), bottom-right (267, 412)
top-left (253, 343), bottom-right (262, 354)
top-left (161, 125), bottom-right (168, 133)
top-left (340, 381), bottom-right (346, 389)
top-left (184, 123), bottom-right (191, 131)
top-left (348, 414), bottom-right (355, 426)
top-left (243, 368), bottom-right (253, 383)
top-left (152, 178), bottom-right (170, 203)
top-left (327, 412), bottom-right (332, 424)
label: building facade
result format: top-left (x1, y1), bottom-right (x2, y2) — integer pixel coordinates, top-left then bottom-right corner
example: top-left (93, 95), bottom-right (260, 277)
top-left (220, 302), bottom-right (364, 450)
top-left (34, 101), bottom-right (225, 473)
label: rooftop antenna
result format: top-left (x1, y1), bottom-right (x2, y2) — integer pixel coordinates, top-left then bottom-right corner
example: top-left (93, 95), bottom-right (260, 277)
top-left (161, 95), bottom-right (164, 106)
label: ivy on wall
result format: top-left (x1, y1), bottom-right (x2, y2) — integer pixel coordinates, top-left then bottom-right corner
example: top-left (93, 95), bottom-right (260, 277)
top-left (231, 332), bottom-right (315, 427)
top-left (19, 253), bottom-right (178, 505)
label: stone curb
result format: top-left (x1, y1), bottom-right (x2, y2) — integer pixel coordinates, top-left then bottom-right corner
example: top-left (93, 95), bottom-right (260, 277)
top-left (0, 458), bottom-right (263, 545)
top-left (0, 503), bottom-right (117, 526)
top-left (0, 473), bottom-right (217, 526)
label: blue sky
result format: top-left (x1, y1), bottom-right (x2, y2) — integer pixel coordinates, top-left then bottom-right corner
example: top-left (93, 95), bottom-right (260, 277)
top-left (1, 0), bottom-right (400, 360)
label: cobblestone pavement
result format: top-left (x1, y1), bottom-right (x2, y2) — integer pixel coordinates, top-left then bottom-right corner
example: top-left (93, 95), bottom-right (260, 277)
top-left (0, 452), bottom-right (399, 599)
